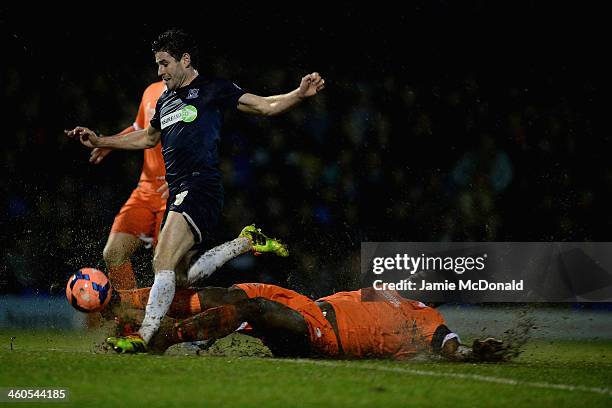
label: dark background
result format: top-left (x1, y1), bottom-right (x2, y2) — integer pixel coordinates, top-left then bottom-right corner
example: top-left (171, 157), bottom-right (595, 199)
top-left (0, 4), bottom-right (606, 298)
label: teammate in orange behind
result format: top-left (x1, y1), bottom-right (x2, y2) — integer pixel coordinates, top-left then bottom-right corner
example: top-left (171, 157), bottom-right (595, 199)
top-left (107, 283), bottom-right (509, 362)
top-left (89, 81), bottom-right (166, 290)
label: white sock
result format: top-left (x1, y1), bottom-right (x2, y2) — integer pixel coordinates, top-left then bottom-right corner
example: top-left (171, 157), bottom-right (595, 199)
top-left (187, 237), bottom-right (250, 284)
top-left (138, 270), bottom-right (175, 343)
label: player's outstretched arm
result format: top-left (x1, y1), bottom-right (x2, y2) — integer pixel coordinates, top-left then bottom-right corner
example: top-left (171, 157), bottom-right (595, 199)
top-left (65, 125), bottom-right (161, 150)
top-left (237, 72), bottom-right (325, 116)
top-left (89, 125), bottom-right (137, 164)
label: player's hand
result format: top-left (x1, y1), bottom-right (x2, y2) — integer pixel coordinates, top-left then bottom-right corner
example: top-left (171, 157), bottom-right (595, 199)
top-left (157, 181), bottom-right (169, 199)
top-left (298, 72), bottom-right (325, 98)
top-left (90, 147), bottom-right (112, 164)
top-left (64, 126), bottom-right (100, 148)
top-left (471, 337), bottom-right (509, 362)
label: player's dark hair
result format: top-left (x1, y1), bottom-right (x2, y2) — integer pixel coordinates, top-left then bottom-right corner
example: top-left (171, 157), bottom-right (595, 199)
top-left (151, 28), bottom-right (199, 69)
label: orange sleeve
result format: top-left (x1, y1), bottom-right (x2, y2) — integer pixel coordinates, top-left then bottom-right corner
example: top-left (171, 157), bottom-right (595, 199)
top-left (117, 125), bottom-right (136, 136)
top-left (133, 96), bottom-right (146, 130)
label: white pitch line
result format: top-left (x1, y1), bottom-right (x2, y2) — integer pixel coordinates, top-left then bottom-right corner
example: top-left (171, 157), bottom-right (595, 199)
top-left (278, 358), bottom-right (612, 397)
top-left (40, 348), bottom-right (609, 397)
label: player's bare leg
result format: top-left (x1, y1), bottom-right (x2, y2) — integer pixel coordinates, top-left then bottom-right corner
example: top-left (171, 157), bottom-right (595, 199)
top-left (107, 211), bottom-right (195, 353)
top-left (148, 296), bottom-right (310, 356)
top-left (103, 232), bottom-right (143, 290)
top-left (140, 211), bottom-right (195, 339)
top-left (194, 286), bottom-right (250, 309)
top-left (108, 286), bottom-right (249, 344)
top-left (109, 286), bottom-right (249, 321)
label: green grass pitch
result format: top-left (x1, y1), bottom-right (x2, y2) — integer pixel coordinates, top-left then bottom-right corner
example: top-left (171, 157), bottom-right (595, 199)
top-left (0, 330), bottom-right (610, 407)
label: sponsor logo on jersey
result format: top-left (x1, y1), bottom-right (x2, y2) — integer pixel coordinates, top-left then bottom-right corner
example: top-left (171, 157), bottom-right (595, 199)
top-left (161, 110), bottom-right (183, 129)
top-left (160, 105), bottom-right (198, 129)
top-left (181, 105), bottom-right (198, 122)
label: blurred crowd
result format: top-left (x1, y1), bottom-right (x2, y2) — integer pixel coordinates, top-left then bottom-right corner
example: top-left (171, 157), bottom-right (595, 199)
top-left (0, 54), bottom-right (601, 299)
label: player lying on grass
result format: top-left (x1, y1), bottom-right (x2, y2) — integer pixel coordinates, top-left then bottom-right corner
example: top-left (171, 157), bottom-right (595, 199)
top-left (106, 283), bottom-right (511, 362)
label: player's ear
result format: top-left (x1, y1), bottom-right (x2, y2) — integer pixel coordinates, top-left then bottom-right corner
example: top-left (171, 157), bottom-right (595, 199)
top-left (181, 53), bottom-right (191, 68)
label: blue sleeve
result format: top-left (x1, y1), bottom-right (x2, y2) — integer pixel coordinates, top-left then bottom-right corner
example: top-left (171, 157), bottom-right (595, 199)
top-left (214, 79), bottom-right (246, 110)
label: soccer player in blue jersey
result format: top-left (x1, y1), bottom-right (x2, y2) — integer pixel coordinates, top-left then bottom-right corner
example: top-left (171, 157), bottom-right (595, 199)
top-left (66, 28), bottom-right (325, 353)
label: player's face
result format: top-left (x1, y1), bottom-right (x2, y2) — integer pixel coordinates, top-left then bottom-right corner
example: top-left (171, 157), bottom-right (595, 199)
top-left (155, 51), bottom-right (186, 91)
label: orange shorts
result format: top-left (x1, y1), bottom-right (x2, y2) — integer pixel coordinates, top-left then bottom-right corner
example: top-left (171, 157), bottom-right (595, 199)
top-left (110, 184), bottom-right (166, 246)
top-left (233, 283), bottom-right (339, 357)
top-left (318, 289), bottom-right (446, 359)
